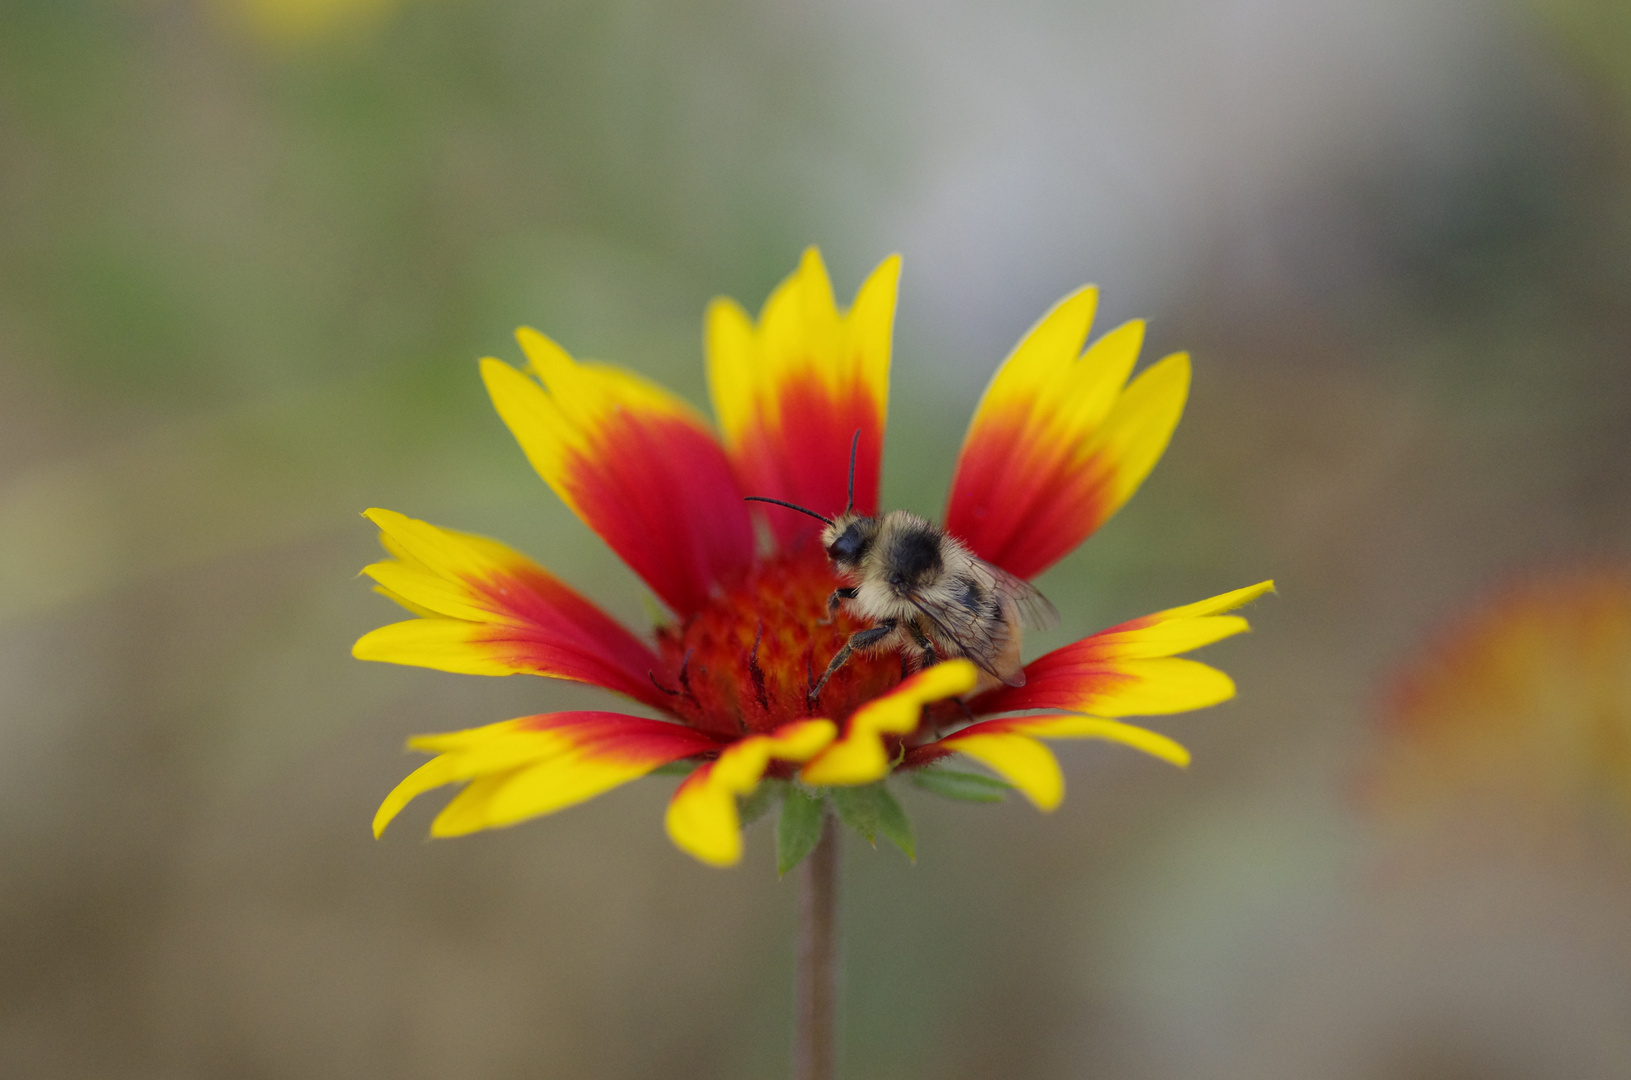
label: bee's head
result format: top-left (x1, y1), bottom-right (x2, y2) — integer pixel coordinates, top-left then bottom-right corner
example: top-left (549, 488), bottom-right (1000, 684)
top-left (745, 429), bottom-right (879, 572)
top-left (820, 512), bottom-right (878, 571)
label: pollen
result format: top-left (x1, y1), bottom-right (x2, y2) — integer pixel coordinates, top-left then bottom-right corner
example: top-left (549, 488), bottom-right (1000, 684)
top-left (654, 549), bottom-right (901, 737)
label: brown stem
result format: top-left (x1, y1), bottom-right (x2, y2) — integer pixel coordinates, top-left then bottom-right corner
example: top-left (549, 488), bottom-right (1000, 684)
top-left (795, 813), bottom-right (839, 1080)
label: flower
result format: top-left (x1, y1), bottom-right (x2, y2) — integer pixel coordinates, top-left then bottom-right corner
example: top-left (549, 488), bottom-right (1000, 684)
top-left (358, 248), bottom-right (1272, 867)
top-left (1368, 568), bottom-right (1631, 853)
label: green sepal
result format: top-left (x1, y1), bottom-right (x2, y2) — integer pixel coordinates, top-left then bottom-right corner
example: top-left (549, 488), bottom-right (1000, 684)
top-left (777, 786), bottom-right (826, 877)
top-left (831, 783), bottom-right (915, 861)
top-left (874, 785), bottom-right (915, 861)
top-left (739, 778), bottom-right (786, 827)
top-left (910, 767), bottom-right (1011, 802)
top-left (830, 785), bottom-right (880, 843)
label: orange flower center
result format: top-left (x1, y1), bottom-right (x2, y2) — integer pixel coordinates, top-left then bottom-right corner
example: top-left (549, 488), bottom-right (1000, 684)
top-left (654, 549), bottom-right (902, 737)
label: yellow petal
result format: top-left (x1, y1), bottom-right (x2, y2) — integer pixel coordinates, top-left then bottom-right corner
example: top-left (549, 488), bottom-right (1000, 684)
top-left (943, 732), bottom-right (1065, 810)
top-left (1152, 579), bottom-right (1277, 621)
top-left (664, 767), bottom-right (746, 867)
top-left (439, 751), bottom-right (664, 834)
top-left (973, 287), bottom-right (1101, 424)
top-left (373, 755), bottom-right (459, 837)
top-left (1008, 715), bottom-right (1191, 767)
top-left (369, 582), bottom-right (443, 620)
top-left (937, 714), bottom-right (1190, 811)
top-left (363, 507), bottom-right (523, 587)
top-left (800, 660), bottom-right (978, 786)
top-left (353, 619), bottom-right (529, 676)
top-left (665, 720), bottom-right (837, 867)
top-left (363, 559), bottom-right (520, 625)
top-left (1092, 614), bottom-right (1252, 659)
top-left (1082, 352), bottom-right (1190, 521)
top-left (374, 712), bottom-right (720, 839)
top-left (1087, 657), bottom-right (1237, 716)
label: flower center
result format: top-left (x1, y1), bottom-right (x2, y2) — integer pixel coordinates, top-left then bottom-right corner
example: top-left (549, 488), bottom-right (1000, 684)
top-left (654, 549), bottom-right (902, 737)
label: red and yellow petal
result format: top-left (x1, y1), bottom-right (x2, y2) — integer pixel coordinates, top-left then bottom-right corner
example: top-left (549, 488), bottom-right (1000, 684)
top-left (933, 714), bottom-right (1190, 810)
top-left (353, 509), bottom-right (670, 709)
top-left (481, 331), bottom-right (754, 616)
top-left (800, 660), bottom-right (979, 786)
top-left (944, 287), bottom-right (1190, 579)
top-left (664, 719), bottom-right (837, 866)
top-left (707, 248), bottom-right (899, 545)
top-left (373, 711), bottom-right (722, 838)
top-left (974, 581), bottom-right (1275, 718)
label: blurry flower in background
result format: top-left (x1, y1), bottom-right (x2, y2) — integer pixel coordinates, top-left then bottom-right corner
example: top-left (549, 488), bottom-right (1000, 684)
top-left (1368, 568), bottom-right (1631, 858)
top-left (358, 248), bottom-right (1272, 868)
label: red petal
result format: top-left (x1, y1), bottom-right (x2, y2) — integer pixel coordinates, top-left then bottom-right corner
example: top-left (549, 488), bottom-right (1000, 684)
top-left (483, 344), bottom-right (756, 615)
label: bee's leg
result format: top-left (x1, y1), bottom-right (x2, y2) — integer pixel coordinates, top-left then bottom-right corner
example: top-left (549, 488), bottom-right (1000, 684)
top-left (808, 620), bottom-right (896, 709)
top-left (907, 621), bottom-right (938, 668)
top-left (817, 587), bottom-right (858, 626)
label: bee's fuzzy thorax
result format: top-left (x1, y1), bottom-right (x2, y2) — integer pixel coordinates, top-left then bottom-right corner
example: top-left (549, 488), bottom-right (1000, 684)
top-left (814, 507), bottom-right (1052, 694)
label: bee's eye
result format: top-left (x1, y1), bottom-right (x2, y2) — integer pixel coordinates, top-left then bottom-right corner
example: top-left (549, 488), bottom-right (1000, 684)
top-left (826, 524), bottom-right (869, 564)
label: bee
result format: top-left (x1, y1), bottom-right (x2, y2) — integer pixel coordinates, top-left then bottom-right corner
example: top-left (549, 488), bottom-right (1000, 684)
top-left (747, 435), bottom-right (1058, 708)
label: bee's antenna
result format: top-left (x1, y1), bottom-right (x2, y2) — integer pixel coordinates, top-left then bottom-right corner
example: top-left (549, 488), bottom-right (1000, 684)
top-left (744, 496), bottom-right (832, 525)
top-left (845, 428), bottom-right (861, 514)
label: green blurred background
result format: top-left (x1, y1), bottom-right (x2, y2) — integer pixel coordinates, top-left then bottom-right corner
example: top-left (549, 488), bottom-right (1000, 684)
top-left (3, 0), bottom-right (1631, 1076)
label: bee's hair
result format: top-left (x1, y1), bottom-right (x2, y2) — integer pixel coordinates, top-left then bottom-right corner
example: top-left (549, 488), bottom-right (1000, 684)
top-left (743, 429), bottom-right (862, 522)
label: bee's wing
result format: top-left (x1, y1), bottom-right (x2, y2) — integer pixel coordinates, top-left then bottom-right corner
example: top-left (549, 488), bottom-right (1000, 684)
top-left (906, 591), bottom-right (1026, 688)
top-left (971, 559), bottom-right (1059, 631)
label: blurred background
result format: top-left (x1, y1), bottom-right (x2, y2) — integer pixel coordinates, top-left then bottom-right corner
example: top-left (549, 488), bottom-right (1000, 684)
top-left (3, 0), bottom-right (1631, 1076)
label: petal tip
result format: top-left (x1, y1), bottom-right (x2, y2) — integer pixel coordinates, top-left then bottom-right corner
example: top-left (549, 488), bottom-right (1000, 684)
top-left (705, 293), bottom-right (750, 325)
top-left (1159, 351), bottom-right (1193, 379)
top-left (515, 327), bottom-right (578, 377)
top-left (478, 356), bottom-right (529, 397)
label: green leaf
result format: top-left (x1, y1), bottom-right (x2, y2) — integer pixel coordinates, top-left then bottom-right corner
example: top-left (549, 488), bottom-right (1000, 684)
top-left (777, 787), bottom-right (826, 876)
top-left (910, 767), bottom-right (1011, 803)
top-left (874, 785), bottom-right (915, 861)
top-left (739, 778), bottom-right (785, 827)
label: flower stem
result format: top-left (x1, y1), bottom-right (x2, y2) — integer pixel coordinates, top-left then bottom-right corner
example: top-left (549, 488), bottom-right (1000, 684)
top-left (795, 812), bottom-right (839, 1080)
